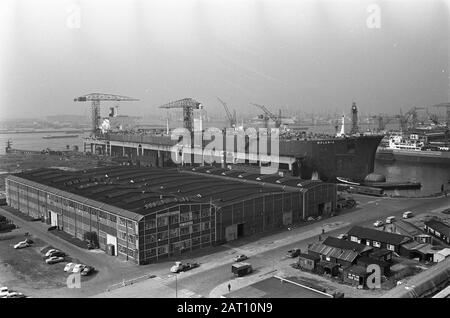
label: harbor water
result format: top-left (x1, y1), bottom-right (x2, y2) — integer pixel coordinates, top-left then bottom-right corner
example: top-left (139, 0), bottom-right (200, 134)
top-left (0, 131), bottom-right (449, 197)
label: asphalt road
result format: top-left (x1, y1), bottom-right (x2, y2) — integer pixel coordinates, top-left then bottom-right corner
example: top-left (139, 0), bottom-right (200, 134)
top-left (161, 194), bottom-right (450, 298)
top-left (1, 193), bottom-right (449, 297)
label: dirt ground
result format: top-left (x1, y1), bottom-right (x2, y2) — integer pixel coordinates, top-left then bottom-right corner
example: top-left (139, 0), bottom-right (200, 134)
top-left (0, 226), bottom-right (95, 296)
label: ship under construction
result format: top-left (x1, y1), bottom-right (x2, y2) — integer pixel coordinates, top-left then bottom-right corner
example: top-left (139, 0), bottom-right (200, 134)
top-left (78, 94), bottom-right (383, 182)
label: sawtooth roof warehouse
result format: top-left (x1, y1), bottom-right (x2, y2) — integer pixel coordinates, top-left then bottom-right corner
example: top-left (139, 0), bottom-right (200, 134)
top-left (5, 166), bottom-right (336, 265)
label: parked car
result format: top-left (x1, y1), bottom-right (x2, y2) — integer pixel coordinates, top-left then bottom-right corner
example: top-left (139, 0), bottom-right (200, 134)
top-left (80, 265), bottom-right (95, 276)
top-left (45, 256), bottom-right (65, 264)
top-left (286, 249), bottom-right (301, 258)
top-left (64, 262), bottom-right (76, 272)
top-left (170, 261), bottom-right (200, 273)
top-left (72, 264), bottom-right (86, 273)
top-left (402, 211), bottom-right (413, 219)
top-left (373, 220), bottom-right (384, 227)
top-left (337, 233), bottom-right (348, 240)
top-left (47, 251), bottom-right (65, 258)
top-left (5, 292), bottom-right (26, 298)
top-left (47, 226), bottom-right (57, 231)
top-left (14, 241), bottom-right (30, 249)
top-left (233, 254), bottom-right (248, 262)
top-left (24, 238), bottom-right (33, 244)
top-left (45, 249), bottom-right (61, 257)
top-left (386, 216), bottom-right (396, 224)
top-left (0, 287), bottom-right (9, 297)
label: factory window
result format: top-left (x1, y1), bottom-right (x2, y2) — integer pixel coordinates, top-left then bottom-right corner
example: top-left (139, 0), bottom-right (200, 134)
top-left (201, 208), bottom-right (210, 218)
top-left (157, 231), bottom-right (168, 241)
top-left (146, 249), bottom-right (156, 258)
top-left (145, 219), bottom-right (156, 230)
top-left (118, 245), bottom-right (127, 254)
top-left (192, 211), bottom-right (200, 220)
top-left (180, 239), bottom-right (191, 250)
top-left (109, 214), bottom-right (117, 223)
top-left (387, 244), bottom-right (395, 251)
top-left (201, 222), bottom-right (210, 231)
top-left (128, 235), bottom-right (135, 244)
top-left (169, 214), bottom-right (179, 225)
top-left (192, 224), bottom-right (200, 233)
top-left (98, 211), bottom-right (107, 219)
top-left (147, 234), bottom-right (156, 243)
top-left (169, 228), bottom-right (179, 238)
top-left (180, 212), bottom-right (191, 223)
top-left (157, 245), bottom-right (168, 255)
top-left (127, 220), bottom-right (134, 229)
top-left (118, 230), bottom-right (127, 241)
top-left (90, 209), bottom-right (97, 217)
top-left (180, 225), bottom-right (191, 236)
top-left (119, 217), bottom-right (127, 226)
top-left (201, 235), bottom-right (210, 243)
top-left (373, 241), bottom-right (381, 248)
top-left (157, 216), bottom-right (169, 227)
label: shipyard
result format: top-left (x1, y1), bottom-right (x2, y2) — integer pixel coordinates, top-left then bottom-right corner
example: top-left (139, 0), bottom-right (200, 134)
top-left (0, 0), bottom-right (449, 308)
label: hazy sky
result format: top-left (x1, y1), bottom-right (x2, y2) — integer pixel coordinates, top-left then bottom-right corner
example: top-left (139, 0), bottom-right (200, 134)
top-left (0, 0), bottom-right (448, 119)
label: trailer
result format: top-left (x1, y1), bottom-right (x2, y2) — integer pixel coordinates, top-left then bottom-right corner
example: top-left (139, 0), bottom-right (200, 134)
top-left (231, 262), bottom-right (253, 277)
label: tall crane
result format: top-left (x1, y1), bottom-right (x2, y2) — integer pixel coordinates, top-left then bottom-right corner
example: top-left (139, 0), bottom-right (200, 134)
top-left (431, 103), bottom-right (450, 126)
top-left (74, 93), bottom-right (139, 135)
top-left (217, 97), bottom-right (236, 128)
top-left (250, 103), bottom-right (282, 128)
top-left (371, 114), bottom-right (399, 131)
top-left (398, 107), bottom-right (428, 131)
top-left (158, 98), bottom-right (202, 131)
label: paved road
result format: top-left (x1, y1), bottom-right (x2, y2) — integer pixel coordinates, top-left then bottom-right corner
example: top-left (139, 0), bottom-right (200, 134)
top-left (1, 193), bottom-right (449, 297)
top-left (97, 194), bottom-right (450, 298)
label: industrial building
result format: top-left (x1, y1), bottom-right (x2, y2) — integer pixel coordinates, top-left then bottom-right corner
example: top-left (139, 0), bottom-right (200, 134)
top-left (5, 166), bottom-right (336, 265)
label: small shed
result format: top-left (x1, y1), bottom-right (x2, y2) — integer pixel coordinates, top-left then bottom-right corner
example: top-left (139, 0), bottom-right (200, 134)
top-left (343, 265), bottom-right (369, 287)
top-left (298, 253), bottom-right (320, 271)
top-left (317, 260), bottom-right (340, 277)
top-left (434, 248), bottom-right (450, 263)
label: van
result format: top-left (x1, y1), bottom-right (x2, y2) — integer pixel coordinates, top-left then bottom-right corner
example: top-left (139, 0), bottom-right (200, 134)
top-left (402, 211), bottom-right (413, 219)
top-left (231, 263), bottom-right (253, 277)
top-left (386, 216), bottom-right (396, 224)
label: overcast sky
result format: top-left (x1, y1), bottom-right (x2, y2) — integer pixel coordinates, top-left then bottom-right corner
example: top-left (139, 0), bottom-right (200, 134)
top-left (0, 0), bottom-right (448, 119)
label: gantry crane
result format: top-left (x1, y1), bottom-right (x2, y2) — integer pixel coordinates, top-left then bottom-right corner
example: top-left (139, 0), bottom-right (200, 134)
top-left (250, 103), bottom-right (282, 128)
top-left (74, 93), bottom-right (139, 135)
top-left (158, 98), bottom-right (202, 131)
top-left (217, 97), bottom-right (236, 128)
top-left (431, 103), bottom-right (450, 126)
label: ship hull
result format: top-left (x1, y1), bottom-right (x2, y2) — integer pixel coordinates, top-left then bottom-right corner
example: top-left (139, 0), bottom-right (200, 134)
top-left (86, 133), bottom-right (383, 182)
top-left (376, 147), bottom-right (450, 165)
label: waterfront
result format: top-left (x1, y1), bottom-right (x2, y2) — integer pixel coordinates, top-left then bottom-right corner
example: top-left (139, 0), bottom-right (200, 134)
top-left (0, 131), bottom-right (449, 197)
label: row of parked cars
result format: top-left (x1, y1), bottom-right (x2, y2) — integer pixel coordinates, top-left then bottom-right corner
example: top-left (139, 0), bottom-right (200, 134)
top-left (64, 262), bottom-right (95, 276)
top-left (42, 248), bottom-right (95, 275)
top-left (373, 211), bottom-right (414, 228)
top-left (0, 286), bottom-right (26, 298)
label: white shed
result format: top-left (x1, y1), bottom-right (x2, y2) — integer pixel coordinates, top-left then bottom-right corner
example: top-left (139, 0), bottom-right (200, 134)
top-left (434, 248), bottom-right (450, 263)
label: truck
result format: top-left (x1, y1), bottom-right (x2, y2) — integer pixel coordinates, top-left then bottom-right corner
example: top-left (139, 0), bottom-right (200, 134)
top-left (231, 262), bottom-right (253, 277)
top-left (170, 261), bottom-right (200, 273)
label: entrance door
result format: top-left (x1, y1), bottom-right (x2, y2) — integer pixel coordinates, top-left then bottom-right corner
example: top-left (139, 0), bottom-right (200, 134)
top-left (237, 223), bottom-right (244, 238)
top-left (225, 225), bottom-right (238, 241)
top-left (49, 211), bottom-right (58, 227)
top-left (106, 234), bottom-right (118, 256)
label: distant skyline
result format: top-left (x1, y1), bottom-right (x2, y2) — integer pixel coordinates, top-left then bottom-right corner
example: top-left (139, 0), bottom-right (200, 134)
top-left (0, 0), bottom-right (448, 120)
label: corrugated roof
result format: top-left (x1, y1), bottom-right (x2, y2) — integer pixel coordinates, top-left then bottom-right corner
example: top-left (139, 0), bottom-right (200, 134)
top-left (323, 236), bottom-right (373, 254)
top-left (308, 242), bottom-right (359, 263)
top-left (8, 166), bottom-right (298, 218)
top-left (347, 226), bottom-right (411, 246)
top-left (425, 219), bottom-right (450, 238)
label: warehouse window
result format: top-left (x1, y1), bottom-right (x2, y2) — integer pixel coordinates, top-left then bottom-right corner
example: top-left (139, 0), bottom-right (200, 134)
top-left (157, 245), bottom-right (168, 255)
top-left (128, 235), bottom-right (135, 244)
top-left (169, 214), bottom-right (179, 225)
top-left (180, 212), bottom-right (191, 223)
top-left (201, 222), bottom-right (210, 231)
top-left (201, 208), bottom-right (210, 218)
top-left (118, 230), bottom-right (127, 241)
top-left (109, 214), bottom-right (117, 223)
top-left (192, 211), bottom-right (200, 220)
top-left (180, 225), bottom-right (191, 236)
top-left (157, 216), bottom-right (169, 227)
top-left (373, 241), bottom-right (381, 248)
top-left (201, 234), bottom-right (210, 243)
top-left (387, 244), bottom-right (395, 251)
top-left (192, 224), bottom-right (200, 233)
top-left (119, 217), bottom-right (127, 226)
top-left (145, 249), bottom-right (156, 258)
top-left (157, 231), bottom-right (168, 241)
top-left (169, 228), bottom-right (179, 238)
top-left (147, 234), bottom-right (156, 243)
top-left (145, 219), bottom-right (156, 230)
